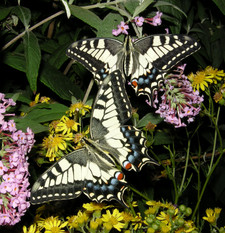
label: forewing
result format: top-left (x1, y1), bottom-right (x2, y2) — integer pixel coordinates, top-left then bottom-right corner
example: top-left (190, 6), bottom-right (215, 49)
top-left (131, 34), bottom-right (200, 101)
top-left (90, 70), bottom-right (132, 140)
top-left (66, 38), bottom-right (124, 84)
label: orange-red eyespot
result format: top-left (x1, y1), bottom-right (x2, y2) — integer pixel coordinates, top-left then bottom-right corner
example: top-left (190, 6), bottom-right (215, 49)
top-left (132, 80), bottom-right (138, 87)
top-left (115, 172), bottom-right (124, 180)
top-left (123, 161), bottom-right (132, 170)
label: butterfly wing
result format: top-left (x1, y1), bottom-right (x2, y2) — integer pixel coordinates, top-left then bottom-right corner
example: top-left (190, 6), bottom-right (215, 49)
top-left (30, 147), bottom-right (127, 205)
top-left (91, 70), bottom-right (157, 172)
top-left (66, 38), bottom-right (124, 84)
top-left (130, 34), bottom-right (201, 100)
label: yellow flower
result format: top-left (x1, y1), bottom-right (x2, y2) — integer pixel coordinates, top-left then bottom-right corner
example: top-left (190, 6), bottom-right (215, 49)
top-left (90, 218), bottom-right (102, 232)
top-left (188, 71), bottom-right (214, 91)
top-left (42, 133), bottom-right (73, 161)
top-left (76, 210), bottom-right (89, 226)
top-left (147, 227), bottom-right (155, 233)
top-left (30, 93), bottom-right (41, 107)
top-left (131, 212), bottom-right (143, 230)
top-left (49, 120), bottom-right (60, 133)
top-left (67, 215), bottom-right (79, 229)
top-left (205, 66), bottom-right (225, 83)
top-left (121, 211), bottom-right (134, 223)
top-left (157, 211), bottom-right (170, 224)
top-left (23, 224), bottom-right (37, 233)
top-left (56, 115), bottom-right (80, 134)
top-left (145, 206), bottom-right (158, 215)
top-left (39, 96), bottom-right (50, 104)
top-left (103, 222), bottom-right (113, 232)
top-left (214, 91), bottom-right (223, 103)
top-left (102, 209), bottom-right (125, 231)
top-left (30, 93), bottom-right (50, 107)
top-left (157, 208), bottom-right (178, 224)
top-left (67, 101), bottom-right (91, 117)
top-left (83, 202), bottom-right (110, 213)
top-left (67, 210), bottom-right (88, 229)
top-left (73, 127), bottom-right (90, 149)
top-left (174, 220), bottom-right (196, 233)
top-left (160, 222), bottom-right (171, 233)
top-left (203, 208), bottom-right (221, 225)
top-left (44, 216), bottom-right (67, 233)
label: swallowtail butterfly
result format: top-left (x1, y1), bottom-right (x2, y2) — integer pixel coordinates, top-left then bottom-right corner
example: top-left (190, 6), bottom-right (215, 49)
top-left (66, 34), bottom-right (200, 103)
top-left (31, 70), bottom-right (157, 206)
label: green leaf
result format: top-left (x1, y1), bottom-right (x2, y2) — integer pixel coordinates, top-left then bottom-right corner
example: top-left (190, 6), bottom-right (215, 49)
top-left (97, 13), bottom-right (124, 38)
top-left (125, 0), bottom-right (140, 15)
top-left (23, 103), bottom-right (68, 123)
top-left (3, 52), bottom-right (26, 72)
top-left (154, 0), bottom-right (187, 17)
top-left (23, 31), bottom-right (41, 92)
top-left (48, 42), bottom-right (70, 69)
top-left (153, 131), bottom-right (172, 145)
top-left (155, 0), bottom-right (186, 34)
top-left (136, 113), bottom-right (163, 128)
top-left (39, 62), bottom-right (84, 101)
top-left (0, 7), bottom-right (13, 21)
top-left (212, 0), bottom-right (225, 15)
top-left (12, 5), bottom-right (31, 28)
top-left (133, 0), bottom-right (154, 17)
top-left (70, 5), bottom-right (102, 30)
top-left (14, 103), bottom-right (68, 133)
top-left (14, 118), bottom-right (49, 134)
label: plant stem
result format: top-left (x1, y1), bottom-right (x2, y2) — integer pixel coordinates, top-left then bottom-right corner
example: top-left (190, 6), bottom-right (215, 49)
top-left (82, 79), bottom-right (95, 104)
top-left (178, 137), bottom-right (190, 197)
top-left (1, 10), bottom-right (65, 51)
top-left (192, 107), bottom-right (222, 220)
top-left (1, 0), bottom-right (127, 51)
top-left (129, 185), bottom-right (151, 202)
top-left (207, 106), bottom-right (220, 175)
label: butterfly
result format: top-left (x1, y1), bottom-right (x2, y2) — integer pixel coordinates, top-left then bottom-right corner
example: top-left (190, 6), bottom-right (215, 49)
top-left (30, 70), bottom-right (157, 206)
top-left (66, 34), bottom-right (200, 103)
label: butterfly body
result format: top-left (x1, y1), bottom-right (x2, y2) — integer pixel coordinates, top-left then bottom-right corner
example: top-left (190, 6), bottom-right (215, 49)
top-left (31, 70), bottom-right (156, 206)
top-left (67, 34), bottom-right (200, 102)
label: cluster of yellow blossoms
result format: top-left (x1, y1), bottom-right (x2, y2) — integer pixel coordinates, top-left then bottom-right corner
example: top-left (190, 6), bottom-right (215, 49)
top-left (22, 200), bottom-right (201, 233)
top-left (188, 66), bottom-right (225, 105)
top-left (40, 101), bottom-right (91, 162)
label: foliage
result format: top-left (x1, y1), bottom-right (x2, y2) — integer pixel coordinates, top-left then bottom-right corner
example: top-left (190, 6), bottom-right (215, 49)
top-left (0, 0), bottom-right (225, 232)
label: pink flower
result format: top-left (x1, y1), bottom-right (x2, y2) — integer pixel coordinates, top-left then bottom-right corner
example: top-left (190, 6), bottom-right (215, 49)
top-left (145, 11), bottom-right (163, 26)
top-left (0, 213), bottom-right (11, 225)
top-left (0, 161), bottom-right (8, 176)
top-left (8, 119), bottom-right (16, 132)
top-left (149, 65), bottom-right (203, 127)
top-left (0, 93), bottom-right (35, 226)
top-left (135, 16), bottom-right (144, 26)
top-left (112, 21), bottom-right (129, 36)
top-left (152, 11), bottom-right (163, 26)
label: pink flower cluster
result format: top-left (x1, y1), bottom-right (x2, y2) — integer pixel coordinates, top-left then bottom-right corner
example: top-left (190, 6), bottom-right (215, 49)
top-left (0, 93), bottom-right (35, 225)
top-left (152, 65), bottom-right (204, 127)
top-left (112, 12), bottom-right (163, 36)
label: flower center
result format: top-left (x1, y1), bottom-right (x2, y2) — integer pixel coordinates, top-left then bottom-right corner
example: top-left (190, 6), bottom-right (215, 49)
top-left (109, 216), bottom-right (118, 225)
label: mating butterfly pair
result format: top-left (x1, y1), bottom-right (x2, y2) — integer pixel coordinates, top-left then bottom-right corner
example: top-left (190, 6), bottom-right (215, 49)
top-left (31, 34), bottom-right (200, 206)
top-left (31, 70), bottom-right (157, 206)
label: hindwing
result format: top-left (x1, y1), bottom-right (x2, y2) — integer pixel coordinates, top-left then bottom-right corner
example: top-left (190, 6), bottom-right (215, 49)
top-left (91, 70), bottom-right (157, 171)
top-left (31, 147), bottom-right (127, 205)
